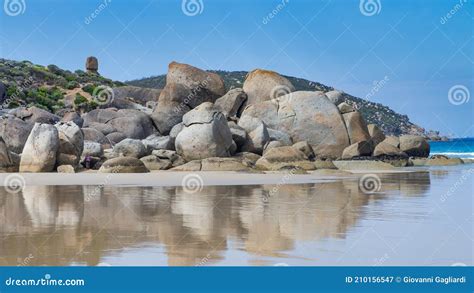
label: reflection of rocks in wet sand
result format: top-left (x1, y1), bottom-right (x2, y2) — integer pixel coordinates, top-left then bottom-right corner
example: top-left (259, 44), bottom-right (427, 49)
top-left (22, 186), bottom-right (84, 228)
top-left (0, 173), bottom-right (432, 266)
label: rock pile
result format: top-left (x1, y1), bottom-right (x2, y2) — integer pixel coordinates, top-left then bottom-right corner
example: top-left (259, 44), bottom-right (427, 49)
top-left (0, 61), bottom-right (441, 173)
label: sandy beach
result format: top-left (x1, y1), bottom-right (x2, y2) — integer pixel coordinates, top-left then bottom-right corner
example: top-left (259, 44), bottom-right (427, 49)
top-left (0, 168), bottom-right (427, 187)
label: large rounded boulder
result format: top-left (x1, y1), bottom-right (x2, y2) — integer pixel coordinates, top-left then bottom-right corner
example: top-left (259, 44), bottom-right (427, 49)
top-left (0, 137), bottom-right (15, 172)
top-left (400, 135), bottom-right (430, 157)
top-left (242, 69), bottom-right (295, 106)
top-left (325, 90), bottom-right (345, 105)
top-left (82, 108), bottom-right (157, 139)
top-left (19, 123), bottom-right (59, 172)
top-left (151, 62), bottom-right (226, 134)
top-left (150, 83), bottom-right (192, 134)
top-left (98, 157), bottom-right (149, 173)
top-left (0, 115), bottom-right (33, 153)
top-left (240, 91), bottom-right (350, 158)
top-left (61, 111), bottom-right (84, 127)
top-left (342, 111), bottom-right (371, 144)
top-left (10, 106), bottom-right (60, 124)
top-left (175, 102), bottom-right (233, 161)
top-left (165, 62), bottom-right (226, 99)
top-left (113, 138), bottom-right (149, 158)
top-left (55, 121), bottom-right (84, 166)
top-left (368, 124), bottom-right (385, 146)
top-left (112, 85), bottom-right (162, 106)
top-left (214, 88), bottom-right (248, 118)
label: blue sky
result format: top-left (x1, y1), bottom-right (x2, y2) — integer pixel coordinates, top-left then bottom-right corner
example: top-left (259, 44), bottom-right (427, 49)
top-left (1, 0), bottom-right (473, 137)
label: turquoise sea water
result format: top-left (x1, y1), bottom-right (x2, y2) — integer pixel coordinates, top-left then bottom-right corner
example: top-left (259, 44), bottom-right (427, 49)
top-left (429, 138), bottom-right (474, 159)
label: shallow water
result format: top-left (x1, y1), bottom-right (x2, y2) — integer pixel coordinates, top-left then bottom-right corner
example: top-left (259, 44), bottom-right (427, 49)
top-left (0, 166), bottom-right (472, 266)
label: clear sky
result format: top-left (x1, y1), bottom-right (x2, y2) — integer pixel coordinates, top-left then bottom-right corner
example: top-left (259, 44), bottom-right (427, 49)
top-left (1, 0), bottom-right (473, 137)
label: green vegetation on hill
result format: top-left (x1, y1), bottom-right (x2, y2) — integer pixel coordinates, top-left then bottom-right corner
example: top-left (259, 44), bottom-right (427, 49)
top-left (0, 58), bottom-right (425, 136)
top-left (127, 70), bottom-right (424, 136)
top-left (0, 59), bottom-right (124, 112)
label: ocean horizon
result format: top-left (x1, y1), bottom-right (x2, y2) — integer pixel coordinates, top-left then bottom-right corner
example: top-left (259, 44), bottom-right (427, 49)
top-left (429, 138), bottom-right (474, 159)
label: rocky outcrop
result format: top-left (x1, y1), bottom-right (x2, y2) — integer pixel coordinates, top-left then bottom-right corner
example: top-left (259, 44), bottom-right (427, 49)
top-left (151, 62), bottom-right (226, 134)
top-left (86, 56), bottom-right (98, 74)
top-left (263, 140), bottom-right (283, 154)
top-left (214, 88), bottom-right (247, 118)
top-left (169, 122), bottom-right (184, 145)
top-left (399, 135), bottom-right (430, 157)
top-left (10, 106), bottom-right (60, 124)
top-left (106, 132), bottom-right (127, 145)
top-left (82, 128), bottom-right (110, 145)
top-left (61, 111), bottom-right (84, 127)
top-left (152, 149), bottom-right (185, 167)
top-left (98, 157), bottom-right (149, 173)
top-left (241, 123), bottom-right (270, 155)
top-left (383, 136), bottom-right (399, 148)
top-left (113, 138), bottom-right (148, 158)
top-left (234, 152), bottom-right (262, 165)
top-left (0, 115), bottom-right (33, 153)
top-left (152, 149), bottom-right (179, 161)
top-left (368, 124), bottom-right (385, 146)
top-left (341, 141), bottom-right (374, 160)
top-left (112, 86), bottom-right (162, 106)
top-left (87, 122), bottom-right (116, 136)
top-left (292, 141), bottom-right (315, 159)
top-left (19, 123), bottom-right (59, 172)
top-left (109, 109), bottom-right (157, 139)
top-left (333, 160), bottom-right (395, 171)
top-left (337, 102), bottom-right (354, 114)
top-left (201, 157), bottom-right (255, 171)
top-left (373, 142), bottom-right (406, 157)
top-left (424, 156), bottom-right (463, 166)
top-left (57, 165), bottom-right (75, 173)
top-left (268, 129), bottom-right (292, 146)
top-left (342, 111), bottom-right (371, 144)
top-left (83, 108), bottom-right (157, 139)
top-left (140, 155), bottom-right (172, 170)
top-left (149, 83), bottom-right (192, 134)
top-left (82, 141), bottom-right (103, 158)
top-left (228, 122), bottom-right (247, 148)
top-left (240, 91), bottom-right (350, 158)
top-left (325, 90), bottom-right (344, 105)
top-left (242, 69), bottom-right (295, 106)
top-left (166, 62), bottom-right (226, 99)
top-left (142, 134), bottom-right (172, 152)
top-left (55, 121), bottom-right (84, 166)
top-left (172, 157), bottom-right (255, 172)
top-left (0, 137), bottom-right (15, 172)
top-left (255, 146), bottom-right (315, 171)
top-left (175, 103), bottom-right (233, 161)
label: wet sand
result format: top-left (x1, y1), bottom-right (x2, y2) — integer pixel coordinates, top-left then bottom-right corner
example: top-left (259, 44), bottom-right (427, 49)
top-left (0, 168), bottom-right (423, 187)
top-left (0, 165), bottom-right (471, 266)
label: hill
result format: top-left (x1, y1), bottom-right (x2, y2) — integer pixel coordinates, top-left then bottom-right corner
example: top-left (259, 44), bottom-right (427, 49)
top-left (0, 58), bottom-right (124, 113)
top-left (127, 70), bottom-right (425, 136)
top-left (0, 58), bottom-right (426, 137)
